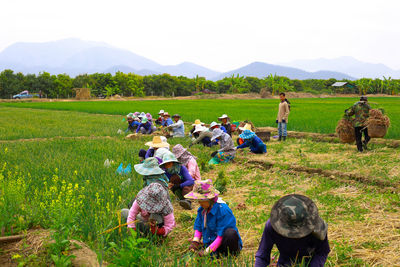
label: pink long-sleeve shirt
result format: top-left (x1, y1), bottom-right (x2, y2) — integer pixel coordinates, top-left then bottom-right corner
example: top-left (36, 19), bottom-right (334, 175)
top-left (127, 200), bottom-right (176, 237)
top-left (186, 157), bottom-right (201, 180)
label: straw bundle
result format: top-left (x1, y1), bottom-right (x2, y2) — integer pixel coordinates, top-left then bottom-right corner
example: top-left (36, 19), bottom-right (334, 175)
top-left (74, 88), bottom-right (91, 100)
top-left (366, 109), bottom-right (390, 138)
top-left (336, 117), bottom-right (355, 143)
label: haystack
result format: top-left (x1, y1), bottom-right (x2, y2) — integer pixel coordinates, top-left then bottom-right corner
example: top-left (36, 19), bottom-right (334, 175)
top-left (367, 109), bottom-right (390, 138)
top-left (336, 116), bottom-right (355, 143)
top-left (74, 88), bottom-right (91, 100)
top-left (238, 120), bottom-right (256, 133)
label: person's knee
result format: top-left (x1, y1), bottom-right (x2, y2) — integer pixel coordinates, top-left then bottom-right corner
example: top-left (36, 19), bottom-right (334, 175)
top-left (223, 228), bottom-right (239, 240)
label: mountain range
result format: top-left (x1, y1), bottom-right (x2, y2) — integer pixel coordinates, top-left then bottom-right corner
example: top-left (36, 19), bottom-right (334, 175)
top-left (1, 38), bottom-right (398, 80)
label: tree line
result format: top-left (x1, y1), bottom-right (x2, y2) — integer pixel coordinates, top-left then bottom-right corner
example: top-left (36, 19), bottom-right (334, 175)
top-left (0, 69), bottom-right (399, 99)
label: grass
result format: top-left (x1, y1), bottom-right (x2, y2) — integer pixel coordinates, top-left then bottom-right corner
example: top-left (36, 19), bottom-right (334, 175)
top-left (1, 106), bottom-right (399, 266)
top-left (1, 97), bottom-right (400, 139)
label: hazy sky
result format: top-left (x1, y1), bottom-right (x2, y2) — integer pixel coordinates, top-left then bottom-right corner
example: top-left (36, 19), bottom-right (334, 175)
top-left (1, 0), bottom-right (399, 72)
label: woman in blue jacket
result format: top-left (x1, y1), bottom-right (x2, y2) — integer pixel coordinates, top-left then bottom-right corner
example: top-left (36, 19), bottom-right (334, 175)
top-left (236, 130), bottom-right (267, 154)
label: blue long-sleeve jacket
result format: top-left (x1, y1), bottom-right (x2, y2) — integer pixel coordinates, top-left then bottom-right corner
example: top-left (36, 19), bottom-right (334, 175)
top-left (162, 118), bottom-right (173, 127)
top-left (136, 121), bottom-right (153, 133)
top-left (237, 136), bottom-right (266, 153)
top-left (165, 165), bottom-right (194, 188)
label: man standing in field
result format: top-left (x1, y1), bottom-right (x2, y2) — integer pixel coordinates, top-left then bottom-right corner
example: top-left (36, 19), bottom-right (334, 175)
top-left (346, 96), bottom-right (371, 152)
top-left (276, 93), bottom-right (290, 141)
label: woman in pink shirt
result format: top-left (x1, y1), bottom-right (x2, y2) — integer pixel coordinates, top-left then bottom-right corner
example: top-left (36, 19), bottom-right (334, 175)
top-left (172, 144), bottom-right (201, 180)
top-left (125, 183), bottom-right (175, 237)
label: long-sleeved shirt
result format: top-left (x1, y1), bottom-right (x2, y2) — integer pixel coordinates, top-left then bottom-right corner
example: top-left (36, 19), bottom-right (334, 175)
top-left (162, 118), bottom-right (173, 127)
top-left (186, 157), bottom-right (201, 180)
top-left (237, 135), bottom-right (266, 153)
top-left (164, 165), bottom-right (194, 188)
top-left (169, 119), bottom-right (185, 137)
top-left (136, 121), bottom-right (153, 134)
top-left (346, 101), bottom-right (371, 127)
top-left (221, 123), bottom-right (232, 136)
top-left (126, 120), bottom-right (141, 132)
top-left (194, 201), bottom-right (242, 248)
top-left (218, 132), bottom-right (236, 156)
top-left (255, 219), bottom-right (330, 267)
top-left (127, 200), bottom-right (176, 237)
top-left (192, 130), bottom-right (213, 145)
top-left (277, 101), bottom-right (290, 123)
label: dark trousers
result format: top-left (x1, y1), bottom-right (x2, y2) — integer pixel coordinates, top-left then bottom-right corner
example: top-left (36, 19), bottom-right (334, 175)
top-left (169, 175), bottom-right (193, 200)
top-left (201, 136), bottom-right (212, 147)
top-left (214, 228), bottom-right (241, 257)
top-left (355, 126), bottom-right (370, 152)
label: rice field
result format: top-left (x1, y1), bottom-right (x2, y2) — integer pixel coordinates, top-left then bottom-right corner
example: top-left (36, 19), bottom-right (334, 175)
top-left (0, 103), bottom-right (399, 266)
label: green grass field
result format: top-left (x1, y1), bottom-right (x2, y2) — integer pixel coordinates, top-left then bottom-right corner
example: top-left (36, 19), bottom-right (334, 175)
top-left (2, 97), bottom-right (399, 139)
top-left (1, 105), bottom-right (399, 266)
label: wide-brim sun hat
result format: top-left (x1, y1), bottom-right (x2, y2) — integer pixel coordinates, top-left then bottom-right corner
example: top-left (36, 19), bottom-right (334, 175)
top-left (209, 121), bottom-right (220, 129)
top-left (270, 194), bottom-right (328, 240)
top-left (211, 128), bottom-right (223, 142)
top-left (163, 112), bottom-right (171, 117)
top-left (360, 96), bottom-right (368, 101)
top-left (141, 117), bottom-right (148, 123)
top-left (172, 144), bottom-right (187, 159)
top-left (193, 125), bottom-right (207, 134)
top-left (218, 114), bottom-right (230, 120)
top-left (184, 179), bottom-right (220, 200)
top-left (158, 110), bottom-right (165, 115)
top-left (146, 113), bottom-right (153, 120)
top-left (136, 183), bottom-right (173, 214)
top-left (145, 136), bottom-right (170, 148)
top-left (138, 112), bottom-right (146, 118)
top-left (127, 112), bottom-right (134, 119)
top-left (239, 129), bottom-right (255, 140)
top-left (155, 147), bottom-right (172, 159)
top-left (192, 119), bottom-right (205, 126)
top-left (172, 114), bottom-right (181, 118)
top-left (134, 157), bottom-right (165, 176)
top-left (239, 123), bottom-right (252, 131)
top-left (160, 152), bottom-right (180, 166)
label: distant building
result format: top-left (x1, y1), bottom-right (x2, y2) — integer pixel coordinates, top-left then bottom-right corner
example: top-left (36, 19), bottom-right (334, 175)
top-left (192, 89), bottom-right (216, 95)
top-left (331, 82), bottom-right (356, 89)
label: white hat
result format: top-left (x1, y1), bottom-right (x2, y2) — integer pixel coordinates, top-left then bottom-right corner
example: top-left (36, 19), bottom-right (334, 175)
top-left (158, 110), bottom-right (165, 115)
top-left (193, 125), bottom-right (208, 134)
top-left (209, 121), bottom-right (220, 129)
top-left (218, 114), bottom-right (230, 120)
top-left (211, 128), bottom-right (223, 141)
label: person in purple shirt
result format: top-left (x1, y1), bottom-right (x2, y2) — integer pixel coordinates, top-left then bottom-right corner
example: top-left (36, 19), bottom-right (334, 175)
top-left (255, 194), bottom-right (330, 267)
top-left (160, 153), bottom-right (194, 210)
top-left (136, 117), bottom-right (156, 134)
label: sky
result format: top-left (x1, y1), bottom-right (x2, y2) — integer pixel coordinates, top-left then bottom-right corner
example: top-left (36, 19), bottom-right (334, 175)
top-left (1, 0), bottom-right (399, 72)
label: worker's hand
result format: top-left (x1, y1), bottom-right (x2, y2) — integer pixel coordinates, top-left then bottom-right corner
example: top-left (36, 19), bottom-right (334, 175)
top-left (168, 183), bottom-right (174, 189)
top-left (275, 120), bottom-right (278, 123)
top-left (282, 119), bottom-right (286, 123)
top-left (149, 219), bottom-right (156, 227)
top-left (189, 241), bottom-right (201, 252)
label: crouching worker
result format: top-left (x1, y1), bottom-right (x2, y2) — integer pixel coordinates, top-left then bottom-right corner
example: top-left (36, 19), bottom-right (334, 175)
top-left (136, 117), bottom-right (156, 134)
top-left (125, 113), bottom-right (141, 133)
top-left (121, 183), bottom-right (175, 238)
top-left (160, 153), bottom-right (194, 210)
top-left (209, 128), bottom-right (236, 165)
top-left (134, 157), bottom-right (169, 189)
top-left (172, 144), bottom-right (201, 180)
top-left (236, 130), bottom-right (267, 154)
top-left (138, 136), bottom-right (170, 162)
top-left (185, 179), bottom-right (242, 257)
top-left (255, 194), bottom-right (330, 267)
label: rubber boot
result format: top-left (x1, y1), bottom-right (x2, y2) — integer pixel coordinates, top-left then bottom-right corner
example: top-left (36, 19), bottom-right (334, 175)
top-left (179, 200), bottom-right (192, 210)
top-left (283, 136), bottom-right (286, 141)
top-left (278, 136), bottom-right (282, 141)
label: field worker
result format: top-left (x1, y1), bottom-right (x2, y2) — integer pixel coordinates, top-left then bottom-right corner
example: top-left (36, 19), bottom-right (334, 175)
top-left (155, 110), bottom-right (164, 125)
top-left (185, 179), bottom-right (242, 257)
top-left (167, 114), bottom-right (185, 138)
top-left (236, 130), bottom-right (267, 154)
top-left (209, 121), bottom-right (228, 134)
top-left (236, 123), bottom-right (252, 145)
top-left (190, 119), bottom-right (205, 138)
top-left (136, 117), bottom-right (156, 134)
top-left (189, 125), bottom-right (214, 147)
top-left (276, 92), bottom-right (290, 141)
top-left (161, 112), bottom-right (173, 127)
top-left (209, 128), bottom-right (236, 165)
top-left (134, 111), bottom-right (140, 117)
top-left (123, 183), bottom-right (176, 237)
top-left (346, 96), bottom-right (371, 152)
top-left (160, 153), bottom-right (194, 210)
top-left (138, 112), bottom-right (146, 121)
top-left (134, 157), bottom-right (169, 189)
top-left (172, 144), bottom-right (201, 180)
top-left (146, 113), bottom-right (153, 123)
top-left (138, 136), bottom-right (170, 162)
top-left (255, 194), bottom-right (330, 267)
top-left (125, 113), bottom-right (141, 133)
top-left (218, 114), bottom-right (232, 136)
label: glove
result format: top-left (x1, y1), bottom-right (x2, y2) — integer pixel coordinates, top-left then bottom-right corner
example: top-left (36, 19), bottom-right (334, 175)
top-left (189, 241), bottom-right (201, 251)
top-left (275, 120), bottom-right (278, 123)
top-left (282, 119), bottom-right (286, 123)
top-left (150, 225), bottom-right (166, 236)
top-left (210, 151), bottom-right (218, 158)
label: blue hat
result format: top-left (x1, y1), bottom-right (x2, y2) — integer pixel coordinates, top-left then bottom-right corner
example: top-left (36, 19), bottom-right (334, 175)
top-left (134, 157), bottom-right (165, 176)
top-left (239, 129), bottom-right (255, 140)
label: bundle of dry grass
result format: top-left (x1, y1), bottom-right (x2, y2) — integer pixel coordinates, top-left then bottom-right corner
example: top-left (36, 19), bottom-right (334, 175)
top-left (367, 109), bottom-right (390, 138)
top-left (74, 88), bottom-right (91, 100)
top-left (336, 117), bottom-right (355, 143)
top-left (238, 120), bottom-right (256, 133)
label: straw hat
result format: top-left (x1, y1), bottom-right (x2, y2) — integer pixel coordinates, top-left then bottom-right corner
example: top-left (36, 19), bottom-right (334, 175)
top-left (270, 194), bottom-right (328, 240)
top-left (158, 110), bottom-right (165, 115)
top-left (218, 114), bottom-right (230, 121)
top-left (192, 119), bottom-right (205, 126)
top-left (136, 183), bottom-right (173, 215)
top-left (145, 136), bottom-right (170, 148)
top-left (193, 125), bottom-right (207, 134)
top-left (239, 123), bottom-right (252, 131)
top-left (184, 179), bottom-right (220, 200)
top-left (159, 153), bottom-right (180, 166)
top-left (209, 121), bottom-right (220, 129)
top-left (134, 157), bottom-right (165, 176)
top-left (239, 129), bottom-right (255, 140)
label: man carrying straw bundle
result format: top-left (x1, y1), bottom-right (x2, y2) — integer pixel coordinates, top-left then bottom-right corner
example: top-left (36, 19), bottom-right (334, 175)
top-left (346, 96), bottom-right (371, 152)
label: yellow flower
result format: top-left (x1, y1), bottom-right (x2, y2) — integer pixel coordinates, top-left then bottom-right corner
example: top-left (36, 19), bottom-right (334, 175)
top-left (5, 147), bottom-right (8, 153)
top-left (12, 254), bottom-right (21, 259)
top-left (74, 170), bottom-right (78, 176)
